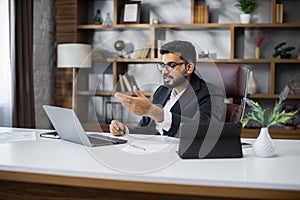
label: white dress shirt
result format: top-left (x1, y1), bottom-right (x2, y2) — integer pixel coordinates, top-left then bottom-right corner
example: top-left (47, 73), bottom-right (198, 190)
top-left (155, 88), bottom-right (185, 135)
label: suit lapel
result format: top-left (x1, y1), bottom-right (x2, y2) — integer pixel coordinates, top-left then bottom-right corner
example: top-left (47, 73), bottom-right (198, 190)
top-left (170, 74), bottom-right (201, 114)
top-left (155, 88), bottom-right (171, 107)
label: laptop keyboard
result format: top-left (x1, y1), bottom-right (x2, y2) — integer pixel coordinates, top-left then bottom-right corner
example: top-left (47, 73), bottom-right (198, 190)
top-left (88, 134), bottom-right (127, 145)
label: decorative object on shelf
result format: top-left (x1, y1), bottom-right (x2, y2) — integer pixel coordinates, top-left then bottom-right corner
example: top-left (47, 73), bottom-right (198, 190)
top-left (94, 9), bottom-right (103, 25)
top-left (198, 50), bottom-right (209, 58)
top-left (235, 0), bottom-right (256, 24)
top-left (103, 12), bottom-right (113, 26)
top-left (120, 1), bottom-right (141, 24)
top-left (272, 42), bottom-right (295, 59)
top-left (57, 43), bottom-right (92, 109)
top-left (287, 75), bottom-right (300, 95)
top-left (242, 86), bottom-right (298, 157)
top-left (282, 76), bottom-right (300, 129)
top-left (247, 71), bottom-right (258, 95)
top-left (255, 47), bottom-right (260, 59)
top-left (114, 40), bottom-right (125, 57)
top-left (152, 18), bottom-right (159, 24)
top-left (282, 104), bottom-right (299, 130)
top-left (255, 31), bottom-right (267, 59)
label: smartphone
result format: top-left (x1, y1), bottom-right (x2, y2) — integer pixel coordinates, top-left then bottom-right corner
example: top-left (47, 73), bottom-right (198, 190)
top-left (40, 131), bottom-right (60, 139)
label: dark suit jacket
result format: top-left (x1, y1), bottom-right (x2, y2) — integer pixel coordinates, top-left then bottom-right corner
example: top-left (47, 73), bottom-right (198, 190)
top-left (128, 73), bottom-right (225, 137)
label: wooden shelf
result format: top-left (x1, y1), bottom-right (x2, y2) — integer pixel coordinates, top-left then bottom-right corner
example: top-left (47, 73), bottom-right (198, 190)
top-left (92, 58), bottom-right (300, 63)
top-left (92, 58), bottom-right (300, 64)
top-left (233, 23), bottom-right (300, 28)
top-left (78, 23), bottom-right (300, 30)
top-left (77, 90), bottom-right (153, 97)
top-left (242, 127), bottom-right (300, 139)
top-left (78, 23), bottom-right (232, 30)
top-left (77, 91), bottom-right (113, 96)
top-left (250, 94), bottom-right (300, 99)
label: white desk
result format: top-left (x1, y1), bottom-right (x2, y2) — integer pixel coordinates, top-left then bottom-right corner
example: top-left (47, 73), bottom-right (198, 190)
top-left (0, 127), bottom-right (300, 200)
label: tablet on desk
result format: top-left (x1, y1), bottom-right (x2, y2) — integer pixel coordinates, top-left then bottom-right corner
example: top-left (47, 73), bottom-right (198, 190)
top-left (178, 122), bottom-right (243, 159)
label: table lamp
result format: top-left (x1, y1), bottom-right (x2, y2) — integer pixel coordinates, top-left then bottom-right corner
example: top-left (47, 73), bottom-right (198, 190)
top-left (57, 43), bottom-right (92, 109)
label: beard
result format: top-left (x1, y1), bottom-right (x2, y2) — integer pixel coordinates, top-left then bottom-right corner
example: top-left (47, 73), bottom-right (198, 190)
top-left (163, 73), bottom-right (187, 89)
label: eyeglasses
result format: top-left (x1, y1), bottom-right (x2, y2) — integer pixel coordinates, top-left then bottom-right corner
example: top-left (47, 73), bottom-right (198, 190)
top-left (157, 62), bottom-right (188, 71)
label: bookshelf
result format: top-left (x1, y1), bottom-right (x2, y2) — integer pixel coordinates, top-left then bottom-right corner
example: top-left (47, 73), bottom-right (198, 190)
top-left (56, 0), bottom-right (300, 138)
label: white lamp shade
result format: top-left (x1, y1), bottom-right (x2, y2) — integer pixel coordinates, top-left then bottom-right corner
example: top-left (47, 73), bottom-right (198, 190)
top-left (57, 43), bottom-right (92, 68)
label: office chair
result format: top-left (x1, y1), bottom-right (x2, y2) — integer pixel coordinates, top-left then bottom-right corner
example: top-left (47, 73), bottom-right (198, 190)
top-left (196, 63), bottom-right (249, 123)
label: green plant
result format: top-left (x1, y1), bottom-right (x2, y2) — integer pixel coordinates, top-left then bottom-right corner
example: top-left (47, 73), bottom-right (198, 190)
top-left (272, 42), bottom-right (295, 58)
top-left (242, 86), bottom-right (298, 128)
top-left (235, 0), bottom-right (257, 14)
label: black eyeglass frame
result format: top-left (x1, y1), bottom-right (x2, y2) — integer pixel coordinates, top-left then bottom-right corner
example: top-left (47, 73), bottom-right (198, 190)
top-left (156, 61), bottom-right (188, 71)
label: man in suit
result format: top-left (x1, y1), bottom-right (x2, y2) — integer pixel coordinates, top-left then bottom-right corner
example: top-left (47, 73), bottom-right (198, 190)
top-left (110, 40), bottom-right (225, 137)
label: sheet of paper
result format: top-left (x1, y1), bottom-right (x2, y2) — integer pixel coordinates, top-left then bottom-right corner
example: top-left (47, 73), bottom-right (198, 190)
top-left (0, 131), bottom-right (36, 144)
top-left (121, 136), bottom-right (179, 154)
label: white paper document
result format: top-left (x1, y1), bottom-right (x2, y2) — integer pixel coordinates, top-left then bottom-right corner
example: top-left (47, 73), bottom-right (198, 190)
top-left (121, 135), bottom-right (179, 154)
top-left (0, 131), bottom-right (36, 144)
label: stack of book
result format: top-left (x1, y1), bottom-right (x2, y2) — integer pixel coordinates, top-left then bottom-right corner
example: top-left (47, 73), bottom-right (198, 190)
top-left (157, 40), bottom-right (165, 59)
top-left (194, 5), bottom-right (209, 24)
top-left (134, 41), bottom-right (151, 59)
top-left (92, 48), bottom-right (103, 60)
top-left (118, 74), bottom-right (138, 93)
top-left (275, 3), bottom-right (283, 24)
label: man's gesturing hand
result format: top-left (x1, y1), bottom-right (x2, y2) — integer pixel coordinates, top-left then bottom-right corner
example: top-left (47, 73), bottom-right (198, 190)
top-left (114, 87), bottom-right (153, 116)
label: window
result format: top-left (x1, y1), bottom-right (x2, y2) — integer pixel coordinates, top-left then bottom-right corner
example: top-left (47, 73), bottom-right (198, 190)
top-left (0, 0), bottom-right (14, 126)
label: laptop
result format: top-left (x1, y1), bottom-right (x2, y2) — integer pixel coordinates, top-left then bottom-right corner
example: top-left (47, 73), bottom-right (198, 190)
top-left (178, 122), bottom-right (243, 159)
top-left (43, 105), bottom-right (127, 147)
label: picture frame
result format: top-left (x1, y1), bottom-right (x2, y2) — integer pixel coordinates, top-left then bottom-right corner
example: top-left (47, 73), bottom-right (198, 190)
top-left (120, 1), bottom-right (141, 24)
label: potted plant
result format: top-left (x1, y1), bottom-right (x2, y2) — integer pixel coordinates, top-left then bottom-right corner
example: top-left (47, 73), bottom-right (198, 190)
top-left (242, 86), bottom-right (298, 157)
top-left (272, 42), bottom-right (295, 59)
top-left (235, 0), bottom-right (257, 23)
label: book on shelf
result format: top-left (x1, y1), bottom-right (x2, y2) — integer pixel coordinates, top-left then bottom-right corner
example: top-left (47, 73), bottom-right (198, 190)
top-left (127, 75), bottom-right (138, 90)
top-left (194, 5), bottom-right (209, 24)
top-left (118, 74), bottom-right (125, 92)
top-left (134, 41), bottom-right (151, 59)
top-left (122, 74), bottom-right (132, 92)
top-left (276, 3), bottom-right (283, 24)
top-left (118, 74), bottom-right (138, 93)
top-left (157, 40), bottom-right (165, 59)
top-left (92, 48), bottom-right (103, 60)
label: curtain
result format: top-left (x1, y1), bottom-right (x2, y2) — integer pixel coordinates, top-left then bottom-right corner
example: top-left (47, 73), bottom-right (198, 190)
top-left (13, 0), bottom-right (35, 128)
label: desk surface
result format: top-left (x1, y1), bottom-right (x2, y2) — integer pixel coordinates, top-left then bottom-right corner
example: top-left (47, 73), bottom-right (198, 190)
top-left (0, 127), bottom-right (300, 199)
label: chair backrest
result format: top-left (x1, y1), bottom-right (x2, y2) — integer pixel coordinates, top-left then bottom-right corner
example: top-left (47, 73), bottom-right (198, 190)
top-left (195, 63), bottom-right (249, 123)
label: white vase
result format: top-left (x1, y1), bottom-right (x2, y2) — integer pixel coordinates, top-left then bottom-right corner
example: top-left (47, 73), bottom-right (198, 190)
top-left (240, 14), bottom-right (251, 24)
top-left (247, 71), bottom-right (258, 95)
top-left (253, 128), bottom-right (275, 158)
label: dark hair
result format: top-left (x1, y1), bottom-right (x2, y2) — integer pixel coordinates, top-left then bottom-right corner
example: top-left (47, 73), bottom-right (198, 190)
top-left (160, 40), bottom-right (197, 66)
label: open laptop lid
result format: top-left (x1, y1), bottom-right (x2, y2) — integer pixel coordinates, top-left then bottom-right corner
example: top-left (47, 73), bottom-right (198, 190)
top-left (178, 122), bottom-right (243, 159)
top-left (43, 105), bottom-right (93, 147)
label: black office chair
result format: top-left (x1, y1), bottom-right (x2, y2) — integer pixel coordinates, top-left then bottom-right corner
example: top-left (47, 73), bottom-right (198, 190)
top-left (196, 63), bottom-right (249, 123)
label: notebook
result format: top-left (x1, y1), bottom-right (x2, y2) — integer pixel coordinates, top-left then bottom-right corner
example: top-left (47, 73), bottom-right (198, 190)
top-left (43, 105), bottom-right (127, 147)
top-left (178, 122), bottom-right (243, 159)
